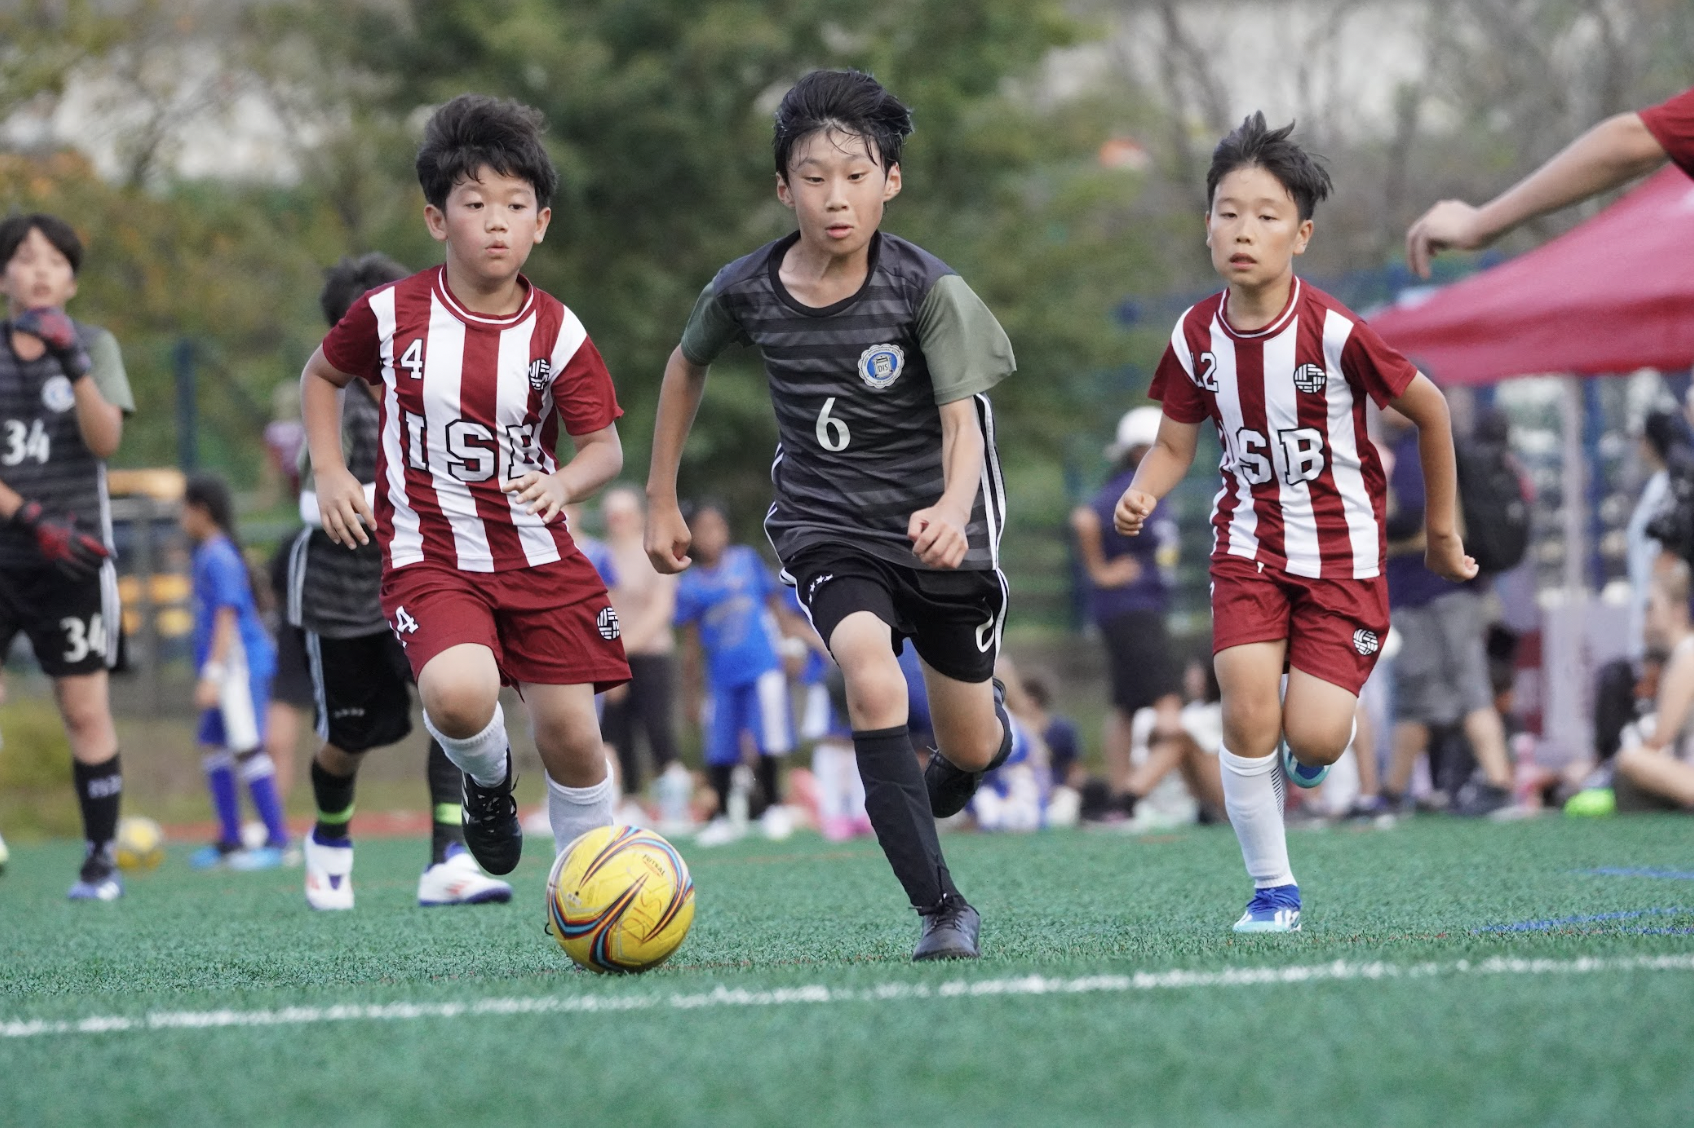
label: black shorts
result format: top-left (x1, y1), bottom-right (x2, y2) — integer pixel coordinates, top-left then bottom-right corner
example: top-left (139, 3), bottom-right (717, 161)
top-left (0, 563), bottom-right (119, 678)
top-left (272, 622), bottom-right (314, 709)
top-left (305, 628), bottom-right (415, 753)
top-left (1099, 608), bottom-right (1180, 715)
top-left (786, 544), bottom-right (1007, 684)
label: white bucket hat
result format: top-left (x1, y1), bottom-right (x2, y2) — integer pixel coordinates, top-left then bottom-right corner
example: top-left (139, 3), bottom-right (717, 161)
top-left (1105, 406), bottom-right (1163, 461)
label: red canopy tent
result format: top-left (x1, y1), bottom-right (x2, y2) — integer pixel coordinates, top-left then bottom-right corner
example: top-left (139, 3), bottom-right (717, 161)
top-left (1370, 165), bottom-right (1694, 384)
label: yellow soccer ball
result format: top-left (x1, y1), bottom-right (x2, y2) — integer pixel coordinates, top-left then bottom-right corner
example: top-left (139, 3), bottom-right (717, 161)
top-left (114, 816), bottom-right (165, 871)
top-left (547, 825), bottom-right (695, 973)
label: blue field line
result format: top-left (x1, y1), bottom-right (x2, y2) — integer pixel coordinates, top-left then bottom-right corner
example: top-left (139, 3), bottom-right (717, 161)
top-left (1580, 867), bottom-right (1694, 880)
top-left (1475, 907), bottom-right (1694, 934)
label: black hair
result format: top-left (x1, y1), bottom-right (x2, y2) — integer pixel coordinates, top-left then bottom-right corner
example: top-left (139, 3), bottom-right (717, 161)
top-left (320, 253), bottom-right (409, 326)
top-left (1206, 112), bottom-right (1332, 222)
top-left (1644, 408), bottom-right (1686, 464)
top-left (0, 212), bottom-right (84, 275)
top-left (415, 94), bottom-right (559, 210)
top-left (773, 69), bottom-right (914, 178)
top-left (184, 473), bottom-right (238, 540)
top-left (1021, 675), bottom-right (1052, 710)
top-left (681, 497), bottom-right (730, 524)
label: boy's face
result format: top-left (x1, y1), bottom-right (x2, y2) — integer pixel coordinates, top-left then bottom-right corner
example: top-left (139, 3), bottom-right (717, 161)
top-left (690, 508), bottom-right (729, 563)
top-left (603, 490), bottom-right (643, 539)
top-left (425, 166), bottom-right (551, 285)
top-left (1205, 165), bottom-right (1312, 291)
top-left (178, 503), bottom-right (212, 542)
top-left (2, 226), bottom-right (78, 313)
top-left (776, 129), bottom-right (901, 259)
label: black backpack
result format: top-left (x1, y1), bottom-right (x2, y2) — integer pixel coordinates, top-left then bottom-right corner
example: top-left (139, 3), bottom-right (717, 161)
top-left (1456, 437), bottom-right (1530, 574)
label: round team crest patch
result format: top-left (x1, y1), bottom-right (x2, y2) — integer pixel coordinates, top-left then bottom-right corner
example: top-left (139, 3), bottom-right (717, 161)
top-left (1353, 629), bottom-right (1380, 656)
top-left (41, 374), bottom-right (76, 413)
top-left (1293, 363), bottom-right (1328, 394)
top-left (596, 606), bottom-right (621, 641)
top-left (857, 343), bottom-right (905, 391)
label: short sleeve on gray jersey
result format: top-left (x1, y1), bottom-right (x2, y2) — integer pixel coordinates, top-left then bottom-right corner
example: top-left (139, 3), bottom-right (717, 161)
top-left (86, 327), bottom-right (135, 414)
top-left (915, 275), bottom-right (1014, 404)
top-left (679, 284), bottom-right (747, 367)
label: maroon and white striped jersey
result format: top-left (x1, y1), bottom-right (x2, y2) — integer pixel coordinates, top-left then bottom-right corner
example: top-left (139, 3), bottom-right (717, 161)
top-left (321, 267), bottom-right (622, 574)
top-left (1149, 279), bottom-right (1417, 580)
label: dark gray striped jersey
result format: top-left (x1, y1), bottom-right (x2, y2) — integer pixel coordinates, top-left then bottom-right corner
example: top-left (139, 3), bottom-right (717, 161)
top-left (289, 383), bottom-right (386, 638)
top-left (0, 320), bottom-right (133, 570)
top-left (681, 233), bottom-right (1014, 572)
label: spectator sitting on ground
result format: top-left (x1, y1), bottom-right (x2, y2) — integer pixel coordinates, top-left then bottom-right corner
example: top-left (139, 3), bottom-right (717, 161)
top-left (1612, 560), bottom-right (1694, 813)
top-left (1082, 657), bottom-right (1225, 827)
top-left (1020, 674), bottom-right (1081, 790)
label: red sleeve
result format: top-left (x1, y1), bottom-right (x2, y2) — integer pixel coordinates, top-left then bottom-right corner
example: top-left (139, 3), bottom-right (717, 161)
top-left (1342, 319), bottom-right (1419, 407)
top-left (1640, 87), bottom-right (1694, 178)
top-left (554, 336), bottom-right (623, 436)
top-left (1148, 341), bottom-right (1209, 425)
top-left (320, 293), bottom-right (382, 385)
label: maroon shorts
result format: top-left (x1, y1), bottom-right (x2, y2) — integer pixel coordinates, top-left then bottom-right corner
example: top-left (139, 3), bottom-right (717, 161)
top-left (380, 554), bottom-right (630, 692)
top-left (1208, 554), bottom-right (1388, 696)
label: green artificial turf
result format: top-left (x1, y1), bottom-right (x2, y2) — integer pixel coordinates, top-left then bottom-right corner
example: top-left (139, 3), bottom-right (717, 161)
top-left (3, 816), bottom-right (1694, 1126)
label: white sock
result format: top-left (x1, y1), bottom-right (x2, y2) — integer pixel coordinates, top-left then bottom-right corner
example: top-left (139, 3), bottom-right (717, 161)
top-left (1219, 746), bottom-right (1296, 889)
top-left (423, 704), bottom-right (509, 788)
top-left (548, 773), bottom-right (615, 857)
top-left (812, 742), bottom-right (848, 821)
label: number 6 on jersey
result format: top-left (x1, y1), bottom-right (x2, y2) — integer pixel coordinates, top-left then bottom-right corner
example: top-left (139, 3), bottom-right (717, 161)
top-left (816, 397), bottom-right (850, 452)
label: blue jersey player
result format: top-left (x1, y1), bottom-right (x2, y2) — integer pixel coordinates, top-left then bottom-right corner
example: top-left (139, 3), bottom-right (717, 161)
top-left (180, 475), bottom-right (289, 870)
top-left (674, 502), bottom-right (797, 843)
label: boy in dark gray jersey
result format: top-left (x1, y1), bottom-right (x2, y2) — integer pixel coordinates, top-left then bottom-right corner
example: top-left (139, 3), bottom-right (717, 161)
top-left (293, 254), bottom-right (510, 911)
top-left (646, 70), bottom-right (1016, 960)
top-left (0, 213), bottom-right (134, 901)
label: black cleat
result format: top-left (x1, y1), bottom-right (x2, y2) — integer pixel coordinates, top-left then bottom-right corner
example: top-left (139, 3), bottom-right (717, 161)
top-left (461, 756), bottom-right (522, 876)
top-left (924, 678), bottom-right (1012, 818)
top-left (913, 895), bottom-right (981, 961)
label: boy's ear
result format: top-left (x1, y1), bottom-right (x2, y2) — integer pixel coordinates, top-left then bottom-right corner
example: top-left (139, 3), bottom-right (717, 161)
top-left (882, 163), bottom-right (902, 201)
top-left (775, 172), bottom-right (795, 210)
top-left (1294, 216), bottom-right (1314, 255)
top-left (534, 205), bottom-right (552, 244)
top-left (424, 203), bottom-right (449, 243)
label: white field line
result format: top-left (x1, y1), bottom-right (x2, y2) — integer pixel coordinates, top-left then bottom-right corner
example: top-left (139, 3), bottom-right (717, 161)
top-left (5, 953), bottom-right (1694, 1040)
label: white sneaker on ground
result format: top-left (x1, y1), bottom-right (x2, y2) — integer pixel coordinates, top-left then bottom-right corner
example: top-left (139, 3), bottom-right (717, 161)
top-left (303, 831), bottom-right (354, 911)
top-left (759, 805), bottom-right (794, 841)
top-left (418, 843), bottom-right (513, 906)
top-left (694, 816), bottom-right (744, 847)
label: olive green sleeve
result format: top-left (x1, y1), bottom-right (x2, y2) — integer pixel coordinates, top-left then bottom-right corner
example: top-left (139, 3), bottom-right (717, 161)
top-left (915, 274), bottom-right (1015, 404)
top-left (678, 284), bottom-right (747, 367)
top-left (86, 327), bottom-right (135, 414)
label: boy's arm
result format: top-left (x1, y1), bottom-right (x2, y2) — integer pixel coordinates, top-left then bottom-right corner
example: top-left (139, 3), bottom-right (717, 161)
top-left (70, 363), bottom-right (123, 459)
top-left (195, 606), bottom-right (239, 710)
top-left (1388, 374), bottom-right (1478, 582)
top-left (1406, 111), bottom-right (1667, 277)
top-left (1070, 506), bottom-right (1141, 588)
top-left (1646, 643), bottom-right (1694, 753)
top-left (300, 346), bottom-right (372, 548)
top-left (645, 346), bottom-right (711, 573)
top-left (909, 397), bottom-right (983, 569)
top-left (1114, 417), bottom-right (1200, 537)
top-left (503, 422), bottom-right (623, 525)
top-left (678, 622), bottom-right (704, 726)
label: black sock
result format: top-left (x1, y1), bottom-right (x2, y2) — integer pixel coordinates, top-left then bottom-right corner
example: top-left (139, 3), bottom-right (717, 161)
top-left (854, 726), bottom-right (959, 911)
top-left (426, 739), bottom-right (465, 865)
top-left (986, 692), bottom-right (1015, 773)
top-left (753, 754), bottom-right (782, 818)
top-left (706, 763), bottom-right (735, 818)
top-left (73, 754), bottom-right (122, 871)
top-left (311, 758), bottom-right (357, 843)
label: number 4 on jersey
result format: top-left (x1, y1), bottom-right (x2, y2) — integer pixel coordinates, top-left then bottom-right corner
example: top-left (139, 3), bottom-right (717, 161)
top-left (398, 338), bottom-right (424, 379)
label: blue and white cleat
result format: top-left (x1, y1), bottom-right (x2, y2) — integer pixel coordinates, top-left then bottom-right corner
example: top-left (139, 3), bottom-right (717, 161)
top-left (227, 845), bottom-right (287, 871)
top-left (68, 858), bottom-right (123, 902)
top-left (1233, 884), bottom-right (1301, 933)
top-left (1281, 742), bottom-right (1329, 789)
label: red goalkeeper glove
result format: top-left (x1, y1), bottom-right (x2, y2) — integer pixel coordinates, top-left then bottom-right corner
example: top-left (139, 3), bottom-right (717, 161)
top-left (14, 307), bottom-right (92, 380)
top-left (11, 500), bottom-right (109, 578)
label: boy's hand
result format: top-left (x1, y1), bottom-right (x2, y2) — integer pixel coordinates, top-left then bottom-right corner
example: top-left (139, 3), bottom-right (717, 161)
top-left (501, 470), bottom-right (568, 524)
top-left (1425, 528), bottom-right (1479, 582)
top-left (1113, 488), bottom-right (1156, 536)
top-left (908, 503), bottom-right (969, 568)
top-left (193, 677), bottom-right (221, 711)
top-left (13, 307), bottom-right (92, 379)
top-left (317, 466), bottom-right (374, 548)
top-left (1405, 200), bottom-right (1485, 279)
top-left (645, 499), bottom-right (693, 574)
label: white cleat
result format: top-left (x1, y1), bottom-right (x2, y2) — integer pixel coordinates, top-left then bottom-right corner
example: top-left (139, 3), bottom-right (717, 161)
top-left (418, 843), bottom-right (513, 906)
top-left (694, 816), bottom-right (745, 847)
top-left (759, 805), bottom-right (794, 842)
top-left (303, 832), bottom-right (355, 911)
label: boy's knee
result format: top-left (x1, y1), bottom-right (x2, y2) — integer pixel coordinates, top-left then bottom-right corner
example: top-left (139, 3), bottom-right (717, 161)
top-left (1221, 701), bottom-right (1280, 756)
top-left (423, 688), bottom-right (497, 740)
top-left (1284, 717), bottom-right (1351, 766)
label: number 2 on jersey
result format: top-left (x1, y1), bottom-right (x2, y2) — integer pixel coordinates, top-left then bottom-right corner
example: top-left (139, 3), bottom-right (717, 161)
top-left (815, 397), bottom-right (850, 452)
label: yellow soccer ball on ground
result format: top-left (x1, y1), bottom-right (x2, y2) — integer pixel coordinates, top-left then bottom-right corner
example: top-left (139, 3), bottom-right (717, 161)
top-left (547, 825), bottom-right (695, 973)
top-left (114, 816), bottom-right (165, 871)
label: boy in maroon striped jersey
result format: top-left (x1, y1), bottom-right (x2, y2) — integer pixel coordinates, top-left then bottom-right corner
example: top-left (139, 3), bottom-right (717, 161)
top-left (1114, 113), bottom-right (1474, 932)
top-left (299, 95), bottom-right (630, 881)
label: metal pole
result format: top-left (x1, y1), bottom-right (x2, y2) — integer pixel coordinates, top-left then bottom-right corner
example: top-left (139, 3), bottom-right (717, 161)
top-left (174, 338), bottom-right (197, 472)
